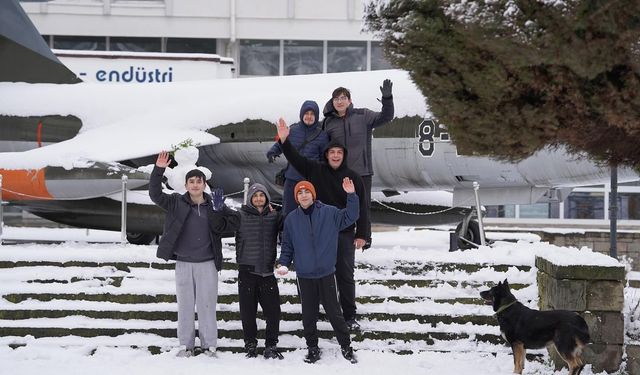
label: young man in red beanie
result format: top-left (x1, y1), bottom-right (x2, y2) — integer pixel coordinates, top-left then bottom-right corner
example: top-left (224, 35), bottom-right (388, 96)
top-left (275, 179), bottom-right (360, 364)
top-left (275, 117), bottom-right (368, 332)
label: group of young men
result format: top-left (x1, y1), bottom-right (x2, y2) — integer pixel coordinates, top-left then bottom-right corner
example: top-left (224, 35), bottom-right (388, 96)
top-left (149, 79), bottom-right (394, 364)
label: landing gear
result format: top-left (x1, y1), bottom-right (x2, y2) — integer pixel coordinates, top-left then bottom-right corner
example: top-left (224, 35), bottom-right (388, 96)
top-left (126, 232), bottom-right (157, 245)
top-left (450, 208), bottom-right (485, 251)
top-left (455, 220), bottom-right (481, 250)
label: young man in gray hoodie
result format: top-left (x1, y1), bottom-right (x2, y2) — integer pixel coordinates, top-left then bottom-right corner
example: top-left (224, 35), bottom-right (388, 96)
top-left (150, 151), bottom-right (238, 358)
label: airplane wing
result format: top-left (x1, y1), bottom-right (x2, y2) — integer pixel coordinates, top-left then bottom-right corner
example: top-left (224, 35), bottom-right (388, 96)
top-left (0, 69), bottom-right (428, 170)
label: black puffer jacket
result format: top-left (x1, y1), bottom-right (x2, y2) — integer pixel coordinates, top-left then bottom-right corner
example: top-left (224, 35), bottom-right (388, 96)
top-left (280, 138), bottom-right (370, 241)
top-left (149, 165), bottom-right (239, 271)
top-left (233, 184), bottom-right (282, 275)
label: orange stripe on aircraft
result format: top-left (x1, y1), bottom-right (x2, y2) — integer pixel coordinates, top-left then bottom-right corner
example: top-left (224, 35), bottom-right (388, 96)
top-left (37, 121), bottom-right (43, 147)
top-left (0, 169), bottom-right (53, 201)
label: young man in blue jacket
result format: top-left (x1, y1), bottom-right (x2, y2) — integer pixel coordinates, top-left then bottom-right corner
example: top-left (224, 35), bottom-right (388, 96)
top-left (150, 151), bottom-right (238, 358)
top-left (266, 100), bottom-right (329, 216)
top-left (276, 179), bottom-right (359, 364)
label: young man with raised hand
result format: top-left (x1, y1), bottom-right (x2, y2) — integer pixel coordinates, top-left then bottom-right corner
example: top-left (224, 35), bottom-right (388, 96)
top-left (322, 79), bottom-right (394, 251)
top-left (149, 151), bottom-right (238, 358)
top-left (275, 179), bottom-right (360, 364)
top-left (275, 117), bottom-right (369, 332)
top-left (228, 183), bottom-right (284, 360)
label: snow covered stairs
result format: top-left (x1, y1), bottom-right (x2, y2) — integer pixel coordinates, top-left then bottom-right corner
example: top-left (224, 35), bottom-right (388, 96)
top-left (0, 239), bottom-right (537, 355)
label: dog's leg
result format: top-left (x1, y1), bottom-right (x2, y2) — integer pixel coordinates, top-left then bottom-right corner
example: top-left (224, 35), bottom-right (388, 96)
top-left (512, 342), bottom-right (525, 374)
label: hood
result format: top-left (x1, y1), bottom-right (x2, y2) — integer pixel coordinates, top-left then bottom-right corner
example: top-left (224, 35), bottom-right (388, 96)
top-left (322, 140), bottom-right (348, 169)
top-left (247, 182), bottom-right (270, 208)
top-left (299, 100), bottom-right (320, 124)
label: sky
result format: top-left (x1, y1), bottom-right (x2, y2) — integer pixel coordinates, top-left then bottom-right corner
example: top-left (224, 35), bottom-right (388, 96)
top-left (0, 225), bottom-right (633, 375)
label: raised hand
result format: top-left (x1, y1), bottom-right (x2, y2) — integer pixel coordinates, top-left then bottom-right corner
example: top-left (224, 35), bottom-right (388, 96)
top-left (276, 118), bottom-right (290, 142)
top-left (211, 187), bottom-right (226, 211)
top-left (156, 151), bottom-right (171, 168)
top-left (380, 79), bottom-right (393, 98)
top-left (342, 177), bottom-right (355, 193)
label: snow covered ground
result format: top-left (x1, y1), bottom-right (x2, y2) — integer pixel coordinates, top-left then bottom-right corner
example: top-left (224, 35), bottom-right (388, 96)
top-left (0, 225), bottom-right (632, 375)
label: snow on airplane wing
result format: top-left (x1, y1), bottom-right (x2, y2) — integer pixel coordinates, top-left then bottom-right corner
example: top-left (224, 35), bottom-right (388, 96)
top-left (0, 69), bottom-right (428, 170)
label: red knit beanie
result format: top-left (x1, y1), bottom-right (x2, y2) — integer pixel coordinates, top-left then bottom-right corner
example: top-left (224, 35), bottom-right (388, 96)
top-left (294, 180), bottom-right (317, 204)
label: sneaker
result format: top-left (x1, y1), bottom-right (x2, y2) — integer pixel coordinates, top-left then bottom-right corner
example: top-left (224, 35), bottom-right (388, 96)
top-left (346, 319), bottom-right (361, 332)
top-left (341, 346), bottom-right (357, 364)
top-left (245, 342), bottom-right (257, 358)
top-left (176, 347), bottom-right (193, 358)
top-left (263, 345), bottom-right (284, 360)
top-left (303, 346), bottom-right (321, 363)
top-left (202, 347), bottom-right (217, 358)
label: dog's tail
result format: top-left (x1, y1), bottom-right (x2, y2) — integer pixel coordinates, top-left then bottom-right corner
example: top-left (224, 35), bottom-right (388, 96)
top-left (575, 316), bottom-right (591, 345)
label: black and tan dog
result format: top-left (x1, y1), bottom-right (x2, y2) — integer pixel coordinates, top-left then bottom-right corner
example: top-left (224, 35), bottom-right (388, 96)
top-left (480, 280), bottom-right (591, 375)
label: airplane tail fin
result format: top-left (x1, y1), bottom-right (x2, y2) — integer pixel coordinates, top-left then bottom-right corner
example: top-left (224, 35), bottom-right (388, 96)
top-left (0, 0), bottom-right (81, 84)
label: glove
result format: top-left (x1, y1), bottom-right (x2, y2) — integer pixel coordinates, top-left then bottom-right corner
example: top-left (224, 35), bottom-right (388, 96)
top-left (380, 79), bottom-right (393, 98)
top-left (211, 188), bottom-right (226, 211)
top-left (267, 151), bottom-right (279, 163)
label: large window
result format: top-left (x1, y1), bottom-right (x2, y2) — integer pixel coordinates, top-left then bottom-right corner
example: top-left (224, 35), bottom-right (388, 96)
top-left (327, 41), bottom-right (366, 73)
top-left (166, 38), bottom-right (216, 54)
top-left (371, 41), bottom-right (393, 70)
top-left (240, 39), bottom-right (280, 76)
top-left (565, 192), bottom-right (604, 219)
top-left (283, 40), bottom-right (323, 75)
top-left (110, 37), bottom-right (161, 52)
top-left (617, 193), bottom-right (640, 220)
top-left (54, 35), bottom-right (106, 51)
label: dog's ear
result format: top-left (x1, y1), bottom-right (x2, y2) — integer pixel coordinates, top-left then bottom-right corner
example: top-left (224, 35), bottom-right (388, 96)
top-left (497, 280), bottom-right (502, 287)
top-left (503, 279), bottom-right (509, 288)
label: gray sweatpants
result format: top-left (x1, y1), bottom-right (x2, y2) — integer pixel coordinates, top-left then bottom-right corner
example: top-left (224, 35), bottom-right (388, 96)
top-left (175, 260), bottom-right (219, 350)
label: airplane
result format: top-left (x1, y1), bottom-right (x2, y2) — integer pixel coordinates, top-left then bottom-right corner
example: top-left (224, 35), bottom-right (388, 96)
top-left (1, 0), bottom-right (638, 247)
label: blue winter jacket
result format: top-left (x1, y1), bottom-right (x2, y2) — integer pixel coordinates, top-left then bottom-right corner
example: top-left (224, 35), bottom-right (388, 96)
top-left (267, 100), bottom-right (329, 181)
top-left (278, 193), bottom-right (359, 278)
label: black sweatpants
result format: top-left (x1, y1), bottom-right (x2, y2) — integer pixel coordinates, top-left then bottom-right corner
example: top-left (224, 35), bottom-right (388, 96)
top-left (336, 230), bottom-right (356, 321)
top-left (238, 270), bottom-right (281, 347)
top-left (297, 273), bottom-right (350, 348)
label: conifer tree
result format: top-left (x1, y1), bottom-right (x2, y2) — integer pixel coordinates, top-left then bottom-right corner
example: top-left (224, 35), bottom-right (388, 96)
top-left (365, 0), bottom-right (640, 167)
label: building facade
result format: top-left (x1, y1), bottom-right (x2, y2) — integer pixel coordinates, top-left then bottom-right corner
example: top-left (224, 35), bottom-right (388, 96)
top-left (21, 0), bottom-right (392, 77)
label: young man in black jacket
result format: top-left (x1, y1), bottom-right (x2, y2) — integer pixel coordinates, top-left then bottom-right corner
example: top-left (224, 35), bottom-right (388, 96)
top-left (322, 80), bottom-right (394, 250)
top-left (228, 183), bottom-right (284, 360)
top-left (275, 118), bottom-right (369, 331)
top-left (150, 151), bottom-right (238, 358)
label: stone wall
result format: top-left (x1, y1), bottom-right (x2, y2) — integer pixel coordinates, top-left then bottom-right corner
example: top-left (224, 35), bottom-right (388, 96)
top-left (536, 231), bottom-right (640, 270)
top-left (536, 256), bottom-right (625, 373)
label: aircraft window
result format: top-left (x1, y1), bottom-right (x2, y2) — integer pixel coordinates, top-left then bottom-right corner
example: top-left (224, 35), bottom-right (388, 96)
top-left (167, 38), bottom-right (216, 54)
top-left (371, 41), bottom-right (393, 70)
top-left (283, 40), bottom-right (323, 75)
top-left (54, 35), bottom-right (106, 51)
top-left (110, 37), bottom-right (161, 53)
top-left (327, 41), bottom-right (366, 73)
top-left (240, 39), bottom-right (280, 76)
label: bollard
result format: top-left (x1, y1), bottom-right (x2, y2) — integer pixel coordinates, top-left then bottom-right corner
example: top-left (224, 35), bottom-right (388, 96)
top-left (243, 177), bottom-right (250, 204)
top-left (472, 181), bottom-right (486, 246)
top-left (121, 174), bottom-right (128, 244)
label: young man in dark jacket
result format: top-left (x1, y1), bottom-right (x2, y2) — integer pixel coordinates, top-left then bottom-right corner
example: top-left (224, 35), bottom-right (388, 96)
top-left (228, 183), bottom-right (284, 360)
top-left (276, 180), bottom-right (359, 364)
top-left (266, 100), bottom-right (329, 216)
top-left (149, 151), bottom-right (238, 358)
top-left (276, 117), bottom-right (369, 332)
top-left (322, 79), bottom-right (394, 249)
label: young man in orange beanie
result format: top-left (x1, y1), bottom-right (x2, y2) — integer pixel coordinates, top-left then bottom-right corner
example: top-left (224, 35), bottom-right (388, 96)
top-left (276, 179), bottom-right (359, 364)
